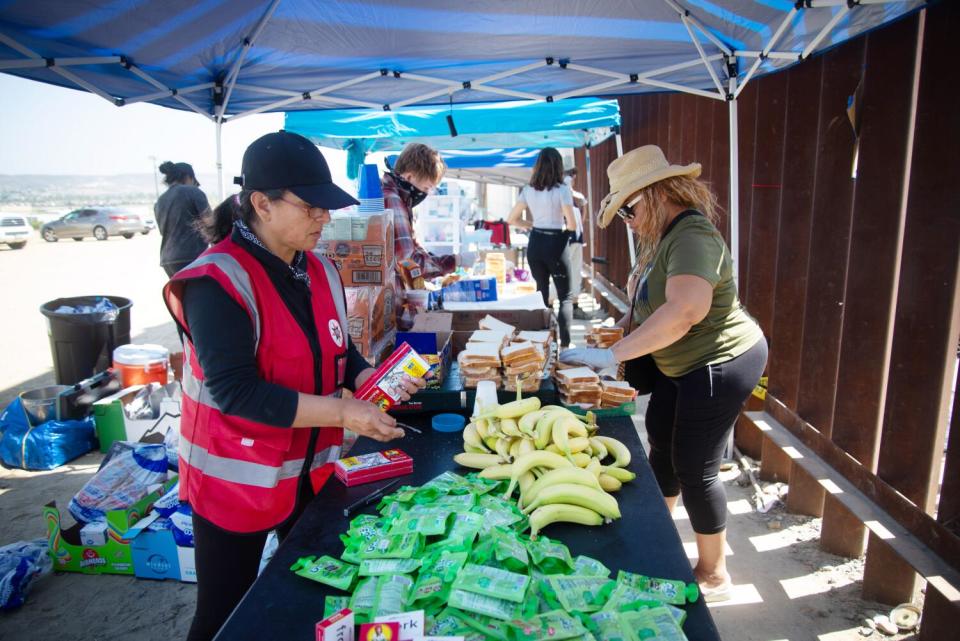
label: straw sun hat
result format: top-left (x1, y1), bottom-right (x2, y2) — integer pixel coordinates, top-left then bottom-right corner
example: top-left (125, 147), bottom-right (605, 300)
top-left (597, 145), bottom-right (701, 228)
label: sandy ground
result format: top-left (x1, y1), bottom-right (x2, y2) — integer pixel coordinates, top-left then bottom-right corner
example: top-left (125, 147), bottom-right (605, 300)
top-left (0, 232), bottom-right (923, 640)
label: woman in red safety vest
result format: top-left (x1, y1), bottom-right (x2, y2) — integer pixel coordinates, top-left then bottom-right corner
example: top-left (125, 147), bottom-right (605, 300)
top-left (163, 131), bottom-right (426, 641)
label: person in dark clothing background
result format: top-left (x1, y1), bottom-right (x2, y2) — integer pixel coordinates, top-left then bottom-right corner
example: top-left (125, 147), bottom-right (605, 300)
top-left (155, 161), bottom-right (209, 277)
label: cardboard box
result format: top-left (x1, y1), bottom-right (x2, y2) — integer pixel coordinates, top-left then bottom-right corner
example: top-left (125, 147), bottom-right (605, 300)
top-left (315, 212), bottom-right (395, 287)
top-left (317, 609), bottom-right (354, 641)
top-left (122, 508), bottom-right (196, 583)
top-left (92, 387), bottom-right (181, 453)
top-left (441, 277), bottom-right (498, 303)
top-left (448, 308), bottom-right (555, 332)
top-left (43, 477), bottom-right (178, 576)
top-left (346, 284), bottom-right (397, 348)
top-left (355, 328), bottom-right (396, 366)
top-left (395, 312), bottom-right (453, 389)
top-left (334, 449), bottom-right (413, 486)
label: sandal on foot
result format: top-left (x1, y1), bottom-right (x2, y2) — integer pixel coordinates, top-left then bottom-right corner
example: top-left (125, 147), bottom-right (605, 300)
top-left (700, 581), bottom-right (732, 603)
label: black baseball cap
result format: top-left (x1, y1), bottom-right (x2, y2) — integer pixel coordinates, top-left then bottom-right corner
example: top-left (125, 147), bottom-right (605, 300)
top-left (234, 130), bottom-right (359, 210)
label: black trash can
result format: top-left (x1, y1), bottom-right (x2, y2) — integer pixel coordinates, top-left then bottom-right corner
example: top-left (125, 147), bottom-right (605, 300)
top-left (40, 295), bottom-right (132, 385)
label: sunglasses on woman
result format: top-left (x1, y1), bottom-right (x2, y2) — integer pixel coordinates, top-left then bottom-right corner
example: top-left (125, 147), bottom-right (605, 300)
top-left (615, 193), bottom-right (644, 221)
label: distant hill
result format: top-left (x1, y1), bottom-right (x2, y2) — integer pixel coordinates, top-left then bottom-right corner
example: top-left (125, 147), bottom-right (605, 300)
top-left (0, 173), bottom-right (219, 207)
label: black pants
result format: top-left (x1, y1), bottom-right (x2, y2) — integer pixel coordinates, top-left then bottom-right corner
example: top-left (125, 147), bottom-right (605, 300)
top-left (527, 228), bottom-right (572, 346)
top-left (645, 338), bottom-right (768, 534)
top-left (186, 480), bottom-right (315, 641)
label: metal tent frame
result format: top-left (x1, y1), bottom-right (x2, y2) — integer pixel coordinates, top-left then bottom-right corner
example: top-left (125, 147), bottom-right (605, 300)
top-left (0, 0), bottom-right (918, 276)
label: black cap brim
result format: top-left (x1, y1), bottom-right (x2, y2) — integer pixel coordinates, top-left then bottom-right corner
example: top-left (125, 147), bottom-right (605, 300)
top-left (289, 183), bottom-right (360, 210)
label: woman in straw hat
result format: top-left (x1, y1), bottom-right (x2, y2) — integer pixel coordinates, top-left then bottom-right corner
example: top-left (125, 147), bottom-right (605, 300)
top-left (560, 145), bottom-right (767, 601)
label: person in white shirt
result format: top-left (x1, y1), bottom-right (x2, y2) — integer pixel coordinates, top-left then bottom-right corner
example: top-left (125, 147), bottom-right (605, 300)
top-left (507, 147), bottom-right (578, 347)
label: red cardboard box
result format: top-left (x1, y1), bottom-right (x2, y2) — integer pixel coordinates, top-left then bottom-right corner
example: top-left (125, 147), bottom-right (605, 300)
top-left (335, 449), bottom-right (413, 487)
top-left (317, 608), bottom-right (354, 641)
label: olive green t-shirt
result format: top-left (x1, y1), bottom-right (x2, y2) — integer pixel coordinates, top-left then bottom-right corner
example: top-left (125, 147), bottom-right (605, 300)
top-left (631, 212), bottom-right (763, 378)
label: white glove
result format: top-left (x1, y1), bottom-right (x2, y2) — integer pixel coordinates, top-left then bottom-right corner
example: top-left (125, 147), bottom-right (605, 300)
top-left (559, 347), bottom-right (618, 371)
top-left (459, 251), bottom-right (478, 268)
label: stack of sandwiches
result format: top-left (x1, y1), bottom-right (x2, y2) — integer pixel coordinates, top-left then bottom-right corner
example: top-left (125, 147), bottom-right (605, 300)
top-left (586, 326), bottom-right (624, 348)
top-left (502, 341), bottom-right (547, 392)
top-left (600, 380), bottom-right (638, 408)
top-left (516, 330), bottom-right (551, 348)
top-left (457, 342), bottom-right (502, 388)
top-left (554, 366), bottom-right (602, 408)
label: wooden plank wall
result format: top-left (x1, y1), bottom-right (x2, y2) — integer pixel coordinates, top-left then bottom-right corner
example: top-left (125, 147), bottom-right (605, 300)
top-left (576, 0), bottom-right (959, 608)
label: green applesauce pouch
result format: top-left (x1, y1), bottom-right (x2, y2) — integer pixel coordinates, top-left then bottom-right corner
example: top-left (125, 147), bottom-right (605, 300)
top-left (348, 576), bottom-right (377, 623)
top-left (409, 550), bottom-right (469, 609)
top-left (452, 563), bottom-right (530, 603)
top-left (448, 588), bottom-right (521, 621)
top-left (358, 557), bottom-right (422, 576)
top-left (619, 606), bottom-right (687, 641)
top-left (323, 595), bottom-right (350, 619)
top-left (450, 608), bottom-right (512, 641)
top-left (510, 610), bottom-right (590, 641)
top-left (356, 532), bottom-right (423, 559)
top-left (444, 511), bottom-right (484, 546)
top-left (490, 526), bottom-right (530, 572)
top-left (289, 555), bottom-right (357, 591)
top-left (616, 571), bottom-right (699, 605)
top-left (526, 536), bottom-right (574, 575)
top-left (427, 607), bottom-right (476, 636)
top-left (573, 554), bottom-right (611, 578)
top-left (588, 611), bottom-right (632, 641)
top-left (470, 503), bottom-right (524, 533)
top-left (543, 575), bottom-right (616, 613)
top-left (388, 512), bottom-right (450, 537)
top-left (370, 573), bottom-right (413, 618)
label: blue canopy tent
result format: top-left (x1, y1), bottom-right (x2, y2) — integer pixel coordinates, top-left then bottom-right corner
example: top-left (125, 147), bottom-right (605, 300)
top-left (283, 96), bottom-right (619, 178)
top-left (0, 0), bottom-right (928, 270)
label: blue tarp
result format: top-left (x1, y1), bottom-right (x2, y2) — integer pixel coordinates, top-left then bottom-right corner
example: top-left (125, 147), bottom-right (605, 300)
top-left (0, 1), bottom-right (925, 118)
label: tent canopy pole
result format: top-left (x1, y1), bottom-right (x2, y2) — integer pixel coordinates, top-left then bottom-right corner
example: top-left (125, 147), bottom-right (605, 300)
top-left (615, 133), bottom-right (636, 269)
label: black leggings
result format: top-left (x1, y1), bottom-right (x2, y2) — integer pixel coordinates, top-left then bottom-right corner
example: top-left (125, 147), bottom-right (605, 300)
top-left (645, 338), bottom-right (768, 534)
top-left (186, 480), bottom-right (315, 641)
top-left (527, 228), bottom-right (572, 345)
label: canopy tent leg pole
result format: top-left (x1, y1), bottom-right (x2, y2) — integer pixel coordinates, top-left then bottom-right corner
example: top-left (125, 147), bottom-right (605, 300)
top-left (615, 133), bottom-right (636, 269)
top-left (728, 91), bottom-right (740, 286)
top-left (216, 119), bottom-right (224, 204)
top-left (585, 145), bottom-right (596, 305)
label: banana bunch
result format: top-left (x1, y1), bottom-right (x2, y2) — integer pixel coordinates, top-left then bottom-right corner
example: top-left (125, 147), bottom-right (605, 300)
top-left (452, 396), bottom-right (638, 538)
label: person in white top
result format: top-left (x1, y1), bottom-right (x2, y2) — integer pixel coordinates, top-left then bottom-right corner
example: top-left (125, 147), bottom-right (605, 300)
top-left (507, 147), bottom-right (578, 347)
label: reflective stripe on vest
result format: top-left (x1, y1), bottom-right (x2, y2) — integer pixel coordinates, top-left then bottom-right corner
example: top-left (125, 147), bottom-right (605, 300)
top-left (179, 433), bottom-right (336, 489)
top-left (179, 340), bottom-right (222, 411)
top-left (186, 252), bottom-right (262, 350)
top-left (312, 253), bottom-right (349, 352)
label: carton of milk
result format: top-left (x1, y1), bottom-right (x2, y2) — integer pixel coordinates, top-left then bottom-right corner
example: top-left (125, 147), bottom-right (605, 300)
top-left (80, 522), bottom-right (108, 547)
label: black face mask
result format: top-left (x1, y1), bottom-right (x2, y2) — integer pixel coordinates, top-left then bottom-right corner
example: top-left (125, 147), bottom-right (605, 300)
top-left (389, 171), bottom-right (429, 208)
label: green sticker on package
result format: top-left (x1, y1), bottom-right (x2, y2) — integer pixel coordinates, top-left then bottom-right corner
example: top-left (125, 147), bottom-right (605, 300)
top-left (452, 562), bottom-right (530, 603)
top-left (289, 555), bottom-right (357, 591)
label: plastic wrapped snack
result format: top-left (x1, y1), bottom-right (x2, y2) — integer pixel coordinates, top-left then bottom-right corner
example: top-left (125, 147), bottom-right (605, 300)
top-left (510, 610), bottom-right (590, 641)
top-left (290, 555), bottom-right (358, 591)
top-left (68, 443), bottom-right (168, 523)
top-left (452, 563), bottom-right (530, 603)
top-left (616, 570), bottom-right (699, 605)
top-left (358, 558), bottom-right (422, 577)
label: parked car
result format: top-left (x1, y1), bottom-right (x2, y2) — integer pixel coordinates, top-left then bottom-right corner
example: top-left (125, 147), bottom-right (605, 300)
top-left (41, 208), bottom-right (147, 242)
top-left (0, 215), bottom-right (32, 249)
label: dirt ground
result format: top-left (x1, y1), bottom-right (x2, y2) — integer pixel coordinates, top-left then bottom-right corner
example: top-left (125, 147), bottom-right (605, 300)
top-left (0, 232), bottom-right (925, 640)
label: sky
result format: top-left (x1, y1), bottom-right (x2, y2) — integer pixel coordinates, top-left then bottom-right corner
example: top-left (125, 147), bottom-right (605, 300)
top-left (0, 73), bottom-right (352, 195)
